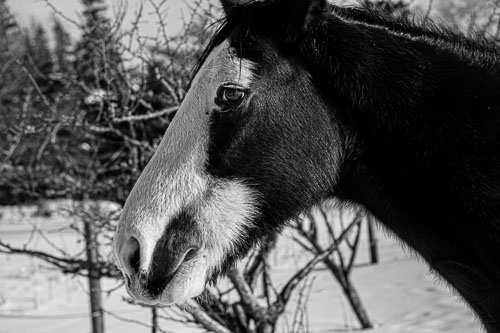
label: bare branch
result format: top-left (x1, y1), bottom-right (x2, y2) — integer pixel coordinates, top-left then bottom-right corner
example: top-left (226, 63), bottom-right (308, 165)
top-left (185, 300), bottom-right (234, 333)
top-left (280, 216), bottom-right (362, 305)
top-left (41, 0), bottom-right (83, 28)
top-left (112, 105), bottom-right (177, 123)
top-left (0, 239), bottom-right (120, 278)
top-left (228, 267), bottom-right (267, 319)
top-left (102, 307), bottom-right (174, 333)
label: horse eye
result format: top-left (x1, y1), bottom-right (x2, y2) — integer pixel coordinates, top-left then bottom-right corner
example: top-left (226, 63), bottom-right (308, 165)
top-left (223, 88), bottom-right (244, 101)
top-left (215, 84), bottom-right (246, 108)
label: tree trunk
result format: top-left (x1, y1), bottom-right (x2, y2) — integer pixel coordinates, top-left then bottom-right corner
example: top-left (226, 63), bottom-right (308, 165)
top-left (84, 214), bottom-right (105, 333)
top-left (152, 307), bottom-right (158, 333)
top-left (341, 277), bottom-right (373, 329)
top-left (323, 259), bottom-right (373, 329)
top-left (367, 216), bottom-right (379, 264)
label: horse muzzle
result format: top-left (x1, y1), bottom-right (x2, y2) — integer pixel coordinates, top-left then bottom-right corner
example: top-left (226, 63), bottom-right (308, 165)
top-left (112, 213), bottom-right (208, 304)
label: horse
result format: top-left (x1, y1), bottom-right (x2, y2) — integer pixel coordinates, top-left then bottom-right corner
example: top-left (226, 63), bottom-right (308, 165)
top-left (112, 0), bottom-right (500, 331)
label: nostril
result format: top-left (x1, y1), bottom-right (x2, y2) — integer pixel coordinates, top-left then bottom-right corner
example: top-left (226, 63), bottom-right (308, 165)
top-left (123, 236), bottom-right (141, 276)
top-left (139, 271), bottom-right (148, 285)
top-left (130, 246), bottom-right (140, 274)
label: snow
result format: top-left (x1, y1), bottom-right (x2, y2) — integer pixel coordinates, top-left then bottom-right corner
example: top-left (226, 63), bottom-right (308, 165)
top-left (0, 204), bottom-right (480, 333)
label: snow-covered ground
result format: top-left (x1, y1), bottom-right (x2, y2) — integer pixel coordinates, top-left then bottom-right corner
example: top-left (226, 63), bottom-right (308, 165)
top-left (0, 204), bottom-right (480, 333)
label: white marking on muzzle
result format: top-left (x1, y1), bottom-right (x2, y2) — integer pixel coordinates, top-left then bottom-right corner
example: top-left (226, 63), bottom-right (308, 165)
top-left (195, 179), bottom-right (259, 271)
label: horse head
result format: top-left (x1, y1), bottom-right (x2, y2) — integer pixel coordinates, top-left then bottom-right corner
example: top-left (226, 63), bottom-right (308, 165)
top-left (112, 0), bottom-right (339, 305)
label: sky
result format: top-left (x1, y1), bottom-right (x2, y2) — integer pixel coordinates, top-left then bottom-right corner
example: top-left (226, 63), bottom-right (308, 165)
top-left (7, 0), bottom-right (198, 39)
top-left (8, 0), bottom-right (433, 36)
top-left (7, 0), bottom-right (434, 45)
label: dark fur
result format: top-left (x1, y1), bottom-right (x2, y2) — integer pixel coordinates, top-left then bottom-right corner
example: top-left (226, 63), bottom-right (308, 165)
top-left (195, 1), bottom-right (500, 331)
top-left (147, 211), bottom-right (202, 296)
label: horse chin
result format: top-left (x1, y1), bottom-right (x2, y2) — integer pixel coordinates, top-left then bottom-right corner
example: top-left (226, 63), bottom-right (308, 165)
top-left (159, 255), bottom-right (211, 305)
top-left (160, 269), bottom-right (208, 305)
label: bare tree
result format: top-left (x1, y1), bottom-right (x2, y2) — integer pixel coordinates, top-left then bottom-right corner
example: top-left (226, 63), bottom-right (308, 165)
top-left (293, 207), bottom-right (373, 329)
top-left (436, 0), bottom-right (500, 36)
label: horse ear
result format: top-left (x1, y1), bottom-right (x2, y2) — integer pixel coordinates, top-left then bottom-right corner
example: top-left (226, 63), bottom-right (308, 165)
top-left (221, 0), bottom-right (326, 32)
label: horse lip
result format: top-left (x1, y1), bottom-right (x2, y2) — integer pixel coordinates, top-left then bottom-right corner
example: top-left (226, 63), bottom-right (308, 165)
top-left (126, 285), bottom-right (162, 306)
top-left (124, 274), bottom-right (132, 289)
top-left (124, 273), bottom-right (164, 304)
top-left (135, 298), bottom-right (162, 306)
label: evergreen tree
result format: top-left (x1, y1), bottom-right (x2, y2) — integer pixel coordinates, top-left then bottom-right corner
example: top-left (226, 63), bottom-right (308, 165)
top-left (24, 22), bottom-right (54, 86)
top-left (0, 0), bottom-right (22, 97)
top-left (73, 0), bottom-right (121, 88)
top-left (0, 0), bottom-right (17, 40)
top-left (0, 0), bottom-right (23, 158)
top-left (52, 18), bottom-right (72, 73)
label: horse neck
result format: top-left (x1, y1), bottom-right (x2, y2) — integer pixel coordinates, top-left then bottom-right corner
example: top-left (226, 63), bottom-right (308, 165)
top-left (300, 11), bottom-right (500, 330)
top-left (300, 12), bottom-right (500, 225)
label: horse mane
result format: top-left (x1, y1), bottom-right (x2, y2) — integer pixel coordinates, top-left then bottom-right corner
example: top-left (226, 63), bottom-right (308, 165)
top-left (190, 2), bottom-right (500, 85)
top-left (329, 3), bottom-right (500, 67)
top-left (330, 2), bottom-right (484, 43)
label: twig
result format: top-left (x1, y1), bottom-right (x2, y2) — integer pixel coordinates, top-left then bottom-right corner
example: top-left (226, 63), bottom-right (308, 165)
top-left (290, 277), bottom-right (315, 333)
top-left (228, 268), bottom-right (267, 319)
top-left (13, 59), bottom-right (58, 115)
top-left (112, 105), bottom-right (177, 123)
top-left (185, 300), bottom-right (234, 333)
top-left (102, 308), bottom-right (174, 333)
top-left (41, 0), bottom-right (83, 28)
top-left (281, 217), bottom-right (362, 305)
top-left (0, 240), bottom-right (119, 278)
